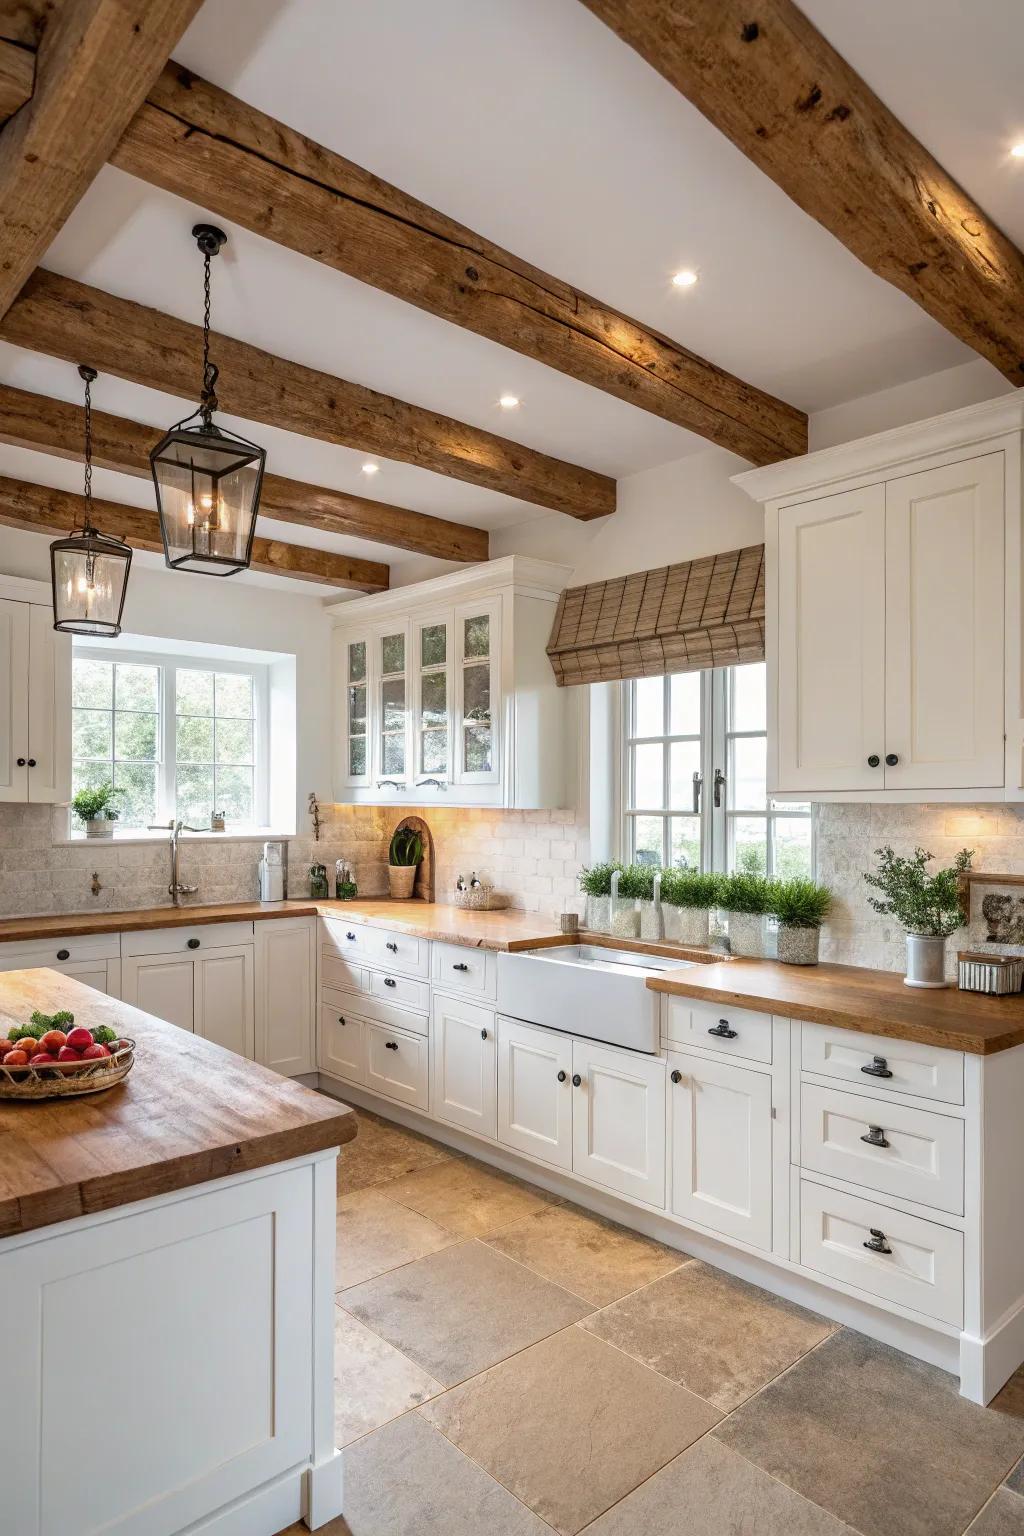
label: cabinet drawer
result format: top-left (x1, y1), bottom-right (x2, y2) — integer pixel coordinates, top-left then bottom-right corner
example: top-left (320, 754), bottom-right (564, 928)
top-left (320, 951), bottom-right (369, 995)
top-left (800, 1083), bottom-right (964, 1215)
top-left (121, 921), bottom-right (254, 956)
top-left (662, 995), bottom-right (772, 1065)
top-left (365, 1021), bottom-right (429, 1110)
top-left (318, 1003), bottom-right (366, 1085)
top-left (801, 1022), bottom-right (963, 1104)
top-left (321, 982), bottom-right (427, 1039)
top-left (799, 1178), bottom-right (963, 1327)
top-left (368, 968), bottom-right (430, 1013)
top-left (0, 932), bottom-right (119, 968)
top-left (321, 918), bottom-right (428, 977)
top-left (431, 942), bottom-right (497, 1000)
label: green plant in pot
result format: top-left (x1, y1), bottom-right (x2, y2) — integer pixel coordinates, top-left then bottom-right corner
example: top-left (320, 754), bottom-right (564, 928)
top-left (71, 782), bottom-right (123, 839)
top-left (863, 846), bottom-right (972, 988)
top-left (578, 862), bottom-right (621, 935)
top-left (772, 879), bottom-right (832, 966)
top-left (388, 826), bottom-right (423, 900)
top-left (660, 868), bottom-right (724, 948)
top-left (612, 863), bottom-right (654, 938)
top-left (721, 872), bottom-right (779, 958)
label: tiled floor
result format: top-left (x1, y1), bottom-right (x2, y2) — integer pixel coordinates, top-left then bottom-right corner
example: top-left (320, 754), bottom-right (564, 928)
top-left (280, 1107), bottom-right (1024, 1536)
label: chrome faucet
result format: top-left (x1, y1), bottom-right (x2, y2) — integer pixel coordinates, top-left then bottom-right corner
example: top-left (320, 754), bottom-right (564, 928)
top-left (148, 819), bottom-right (202, 906)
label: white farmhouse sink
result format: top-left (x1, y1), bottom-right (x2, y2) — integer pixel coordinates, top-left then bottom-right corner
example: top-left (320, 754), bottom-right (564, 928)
top-left (496, 944), bottom-right (696, 1053)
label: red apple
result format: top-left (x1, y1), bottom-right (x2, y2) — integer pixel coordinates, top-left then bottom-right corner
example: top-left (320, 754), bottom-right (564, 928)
top-left (13, 1037), bottom-right (37, 1054)
top-left (3, 1049), bottom-right (28, 1066)
top-left (65, 1026), bottom-right (93, 1052)
top-left (38, 1030), bottom-right (67, 1054)
top-left (29, 1052), bottom-right (55, 1065)
top-left (113, 1039), bottom-right (131, 1053)
top-left (57, 1045), bottom-right (83, 1063)
top-left (81, 1042), bottom-right (111, 1060)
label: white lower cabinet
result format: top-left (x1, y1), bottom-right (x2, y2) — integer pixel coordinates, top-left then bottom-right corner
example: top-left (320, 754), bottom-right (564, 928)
top-left (255, 917), bottom-right (315, 1076)
top-left (319, 997), bottom-right (367, 1084)
top-left (122, 953), bottom-right (196, 1033)
top-left (497, 1015), bottom-right (573, 1171)
top-left (571, 1039), bottom-right (666, 1207)
top-left (668, 1049), bottom-right (773, 1250)
top-left (122, 944), bottom-right (255, 1058)
top-left (365, 1020), bottom-right (429, 1110)
top-left (431, 992), bottom-right (497, 1138)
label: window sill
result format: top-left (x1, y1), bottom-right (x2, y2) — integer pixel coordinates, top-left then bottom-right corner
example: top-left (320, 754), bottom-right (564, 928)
top-left (56, 827), bottom-right (297, 847)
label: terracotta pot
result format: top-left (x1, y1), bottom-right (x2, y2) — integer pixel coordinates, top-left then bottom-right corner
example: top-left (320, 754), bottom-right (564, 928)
top-left (777, 922), bottom-right (820, 965)
top-left (388, 864), bottom-right (417, 899)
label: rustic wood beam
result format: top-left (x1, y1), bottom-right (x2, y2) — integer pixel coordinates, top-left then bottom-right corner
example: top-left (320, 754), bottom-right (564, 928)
top-left (0, 35), bottom-right (31, 119)
top-left (578, 0), bottom-right (1024, 388)
top-left (0, 269), bottom-right (615, 519)
top-left (0, 383), bottom-right (489, 562)
top-left (0, 475), bottom-right (390, 591)
top-left (0, 0), bottom-right (204, 321)
top-left (105, 60), bottom-right (806, 465)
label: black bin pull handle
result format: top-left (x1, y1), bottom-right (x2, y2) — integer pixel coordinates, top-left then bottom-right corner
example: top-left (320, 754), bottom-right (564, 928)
top-left (861, 1055), bottom-right (893, 1079)
top-left (863, 1228), bottom-right (892, 1255)
top-left (708, 1020), bottom-right (738, 1040)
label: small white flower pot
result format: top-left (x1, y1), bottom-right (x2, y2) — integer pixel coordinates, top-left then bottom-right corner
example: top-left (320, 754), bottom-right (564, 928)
top-left (904, 933), bottom-right (949, 989)
top-left (585, 894), bottom-right (613, 935)
top-left (85, 818), bottom-right (114, 839)
top-left (610, 897), bottom-right (641, 939)
top-left (639, 898), bottom-right (664, 942)
top-left (777, 923), bottom-right (820, 966)
top-left (665, 906), bottom-right (710, 947)
top-left (727, 910), bottom-right (768, 958)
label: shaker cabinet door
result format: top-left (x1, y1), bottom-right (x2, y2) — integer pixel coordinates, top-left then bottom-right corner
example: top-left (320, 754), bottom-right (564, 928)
top-left (0, 597), bottom-right (29, 802)
top-left (571, 1039), bottom-right (665, 1207)
top-left (431, 993), bottom-right (497, 1138)
top-left (497, 1016), bottom-right (573, 1170)
top-left (194, 945), bottom-right (255, 1059)
top-left (668, 1050), bottom-right (773, 1250)
top-left (121, 954), bottom-right (196, 1033)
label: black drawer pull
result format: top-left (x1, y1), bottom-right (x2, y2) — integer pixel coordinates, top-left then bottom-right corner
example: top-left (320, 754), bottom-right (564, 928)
top-left (885, 753), bottom-right (899, 767)
top-left (346, 931), bottom-right (356, 941)
top-left (861, 1055), bottom-right (893, 1079)
top-left (337, 1016), bottom-right (346, 1026)
top-left (863, 1228), bottom-right (892, 1255)
top-left (187, 937), bottom-right (200, 950)
top-left (386, 941), bottom-right (398, 953)
top-left (861, 1125), bottom-right (890, 1148)
top-left (867, 754), bottom-right (880, 768)
top-left (572, 1073), bottom-right (582, 1087)
top-left (384, 1040), bottom-right (398, 1051)
top-left (56, 948), bottom-right (70, 961)
top-left (670, 1069), bottom-right (683, 1084)
top-left (453, 962), bottom-right (470, 972)
top-left (708, 1020), bottom-right (738, 1039)
top-left (27, 758), bottom-right (36, 768)
top-left (15, 757), bottom-right (25, 767)
top-left (557, 1069), bottom-right (567, 1082)
top-left (384, 977), bottom-right (397, 988)
top-left (480, 1028), bottom-right (488, 1040)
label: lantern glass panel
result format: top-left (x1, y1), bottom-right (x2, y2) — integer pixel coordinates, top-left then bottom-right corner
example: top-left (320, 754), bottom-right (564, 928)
top-left (151, 428), bottom-right (263, 575)
top-left (51, 535), bottom-right (131, 636)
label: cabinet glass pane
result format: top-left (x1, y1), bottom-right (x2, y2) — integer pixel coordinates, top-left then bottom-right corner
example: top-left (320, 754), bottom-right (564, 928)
top-left (463, 662), bottom-right (490, 724)
top-left (382, 677), bottom-right (406, 732)
top-left (383, 733), bottom-right (406, 775)
top-left (464, 723), bottom-right (492, 773)
top-left (381, 632), bottom-right (405, 675)
top-left (421, 624), bottom-right (446, 667)
top-left (348, 682), bottom-right (366, 731)
top-left (421, 671), bottom-right (446, 727)
top-left (421, 729), bottom-right (447, 774)
top-left (348, 640), bottom-right (366, 683)
top-left (464, 613), bottom-right (490, 658)
top-left (349, 737), bottom-right (366, 776)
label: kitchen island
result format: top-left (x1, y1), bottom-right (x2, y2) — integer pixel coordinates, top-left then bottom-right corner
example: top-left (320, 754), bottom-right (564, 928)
top-left (0, 968), bottom-right (356, 1536)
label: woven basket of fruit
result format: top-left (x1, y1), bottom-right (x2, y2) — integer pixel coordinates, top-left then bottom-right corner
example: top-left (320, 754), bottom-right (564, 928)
top-left (0, 1011), bottom-right (136, 1100)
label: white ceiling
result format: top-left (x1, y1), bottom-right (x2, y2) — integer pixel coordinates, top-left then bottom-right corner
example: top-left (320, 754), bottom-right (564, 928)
top-left (4, 0), bottom-right (1017, 595)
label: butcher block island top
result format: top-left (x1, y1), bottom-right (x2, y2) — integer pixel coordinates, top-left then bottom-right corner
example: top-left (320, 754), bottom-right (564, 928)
top-left (648, 958), bottom-right (1024, 1055)
top-left (0, 969), bottom-right (356, 1240)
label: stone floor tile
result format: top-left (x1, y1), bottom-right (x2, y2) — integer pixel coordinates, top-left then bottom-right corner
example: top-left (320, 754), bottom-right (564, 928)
top-left (966, 1488), bottom-right (1024, 1534)
top-left (582, 1259), bottom-right (834, 1410)
top-left (341, 1239), bottom-right (589, 1386)
top-left (380, 1155), bottom-right (561, 1238)
top-left (336, 1187), bottom-right (456, 1289)
top-left (716, 1330), bottom-right (1024, 1536)
top-left (332, 1306), bottom-right (442, 1448)
top-left (336, 1107), bottom-right (454, 1196)
top-left (421, 1324), bottom-right (719, 1536)
top-left (485, 1202), bottom-right (686, 1306)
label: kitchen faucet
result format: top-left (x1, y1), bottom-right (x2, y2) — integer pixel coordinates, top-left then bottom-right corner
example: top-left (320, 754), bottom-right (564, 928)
top-left (148, 819), bottom-right (202, 906)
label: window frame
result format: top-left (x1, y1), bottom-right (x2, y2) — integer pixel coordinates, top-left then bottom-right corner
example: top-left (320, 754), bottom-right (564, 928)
top-left (620, 664), bottom-right (815, 876)
top-left (72, 644), bottom-right (270, 832)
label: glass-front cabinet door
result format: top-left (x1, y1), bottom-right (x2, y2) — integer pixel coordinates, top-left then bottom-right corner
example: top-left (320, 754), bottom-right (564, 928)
top-left (376, 622), bottom-right (411, 793)
top-left (454, 599), bottom-right (500, 786)
top-left (341, 633), bottom-right (370, 789)
top-left (413, 614), bottom-right (452, 792)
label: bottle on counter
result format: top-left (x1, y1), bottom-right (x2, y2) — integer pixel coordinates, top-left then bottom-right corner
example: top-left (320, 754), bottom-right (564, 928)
top-left (455, 873), bottom-right (466, 892)
top-left (309, 862), bottom-right (329, 899)
top-left (469, 871), bottom-right (481, 889)
top-left (336, 860), bottom-right (358, 900)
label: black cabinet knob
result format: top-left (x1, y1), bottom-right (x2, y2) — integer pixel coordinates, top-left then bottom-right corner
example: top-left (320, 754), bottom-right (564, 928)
top-left (187, 937), bottom-right (200, 950)
top-left (453, 962), bottom-right (469, 972)
top-left (386, 941), bottom-right (398, 953)
top-left (867, 754), bottom-right (880, 768)
top-left (15, 757), bottom-right (25, 766)
top-left (557, 1070), bottom-right (567, 1082)
top-left (346, 931), bottom-right (356, 941)
top-left (708, 1021), bottom-right (738, 1040)
top-left (56, 948), bottom-right (70, 961)
top-left (384, 977), bottom-right (397, 988)
top-left (572, 1073), bottom-right (582, 1087)
top-left (861, 1055), bottom-right (893, 1079)
top-left (885, 753), bottom-right (899, 767)
top-left (863, 1228), bottom-right (892, 1255)
top-left (480, 1028), bottom-right (488, 1040)
top-left (337, 1016), bottom-right (346, 1026)
top-left (670, 1069), bottom-right (683, 1084)
top-left (385, 1040), bottom-right (398, 1051)
top-left (27, 758), bottom-right (36, 768)
top-left (861, 1125), bottom-right (890, 1148)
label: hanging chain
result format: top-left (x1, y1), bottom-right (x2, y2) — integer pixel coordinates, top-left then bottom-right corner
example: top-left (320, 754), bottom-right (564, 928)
top-left (77, 363), bottom-right (98, 534)
top-left (199, 247), bottom-right (220, 427)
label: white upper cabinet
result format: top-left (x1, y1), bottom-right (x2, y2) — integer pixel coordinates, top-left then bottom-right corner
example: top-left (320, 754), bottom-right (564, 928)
top-left (0, 579), bottom-right (71, 805)
top-left (331, 557), bottom-right (570, 808)
top-left (736, 397), bottom-right (1024, 801)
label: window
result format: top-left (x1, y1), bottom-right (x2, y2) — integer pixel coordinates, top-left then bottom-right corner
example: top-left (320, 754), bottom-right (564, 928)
top-left (622, 662), bottom-right (813, 875)
top-left (72, 648), bottom-right (267, 832)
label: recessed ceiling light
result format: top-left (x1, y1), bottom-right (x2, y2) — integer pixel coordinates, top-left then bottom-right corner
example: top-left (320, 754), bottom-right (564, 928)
top-left (1012, 143), bottom-right (1024, 159)
top-left (361, 462), bottom-right (379, 476)
top-left (499, 394), bottom-right (520, 409)
top-left (672, 269), bottom-right (698, 288)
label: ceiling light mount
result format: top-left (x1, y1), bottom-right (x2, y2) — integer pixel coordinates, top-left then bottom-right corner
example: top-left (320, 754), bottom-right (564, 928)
top-left (192, 222), bottom-right (227, 258)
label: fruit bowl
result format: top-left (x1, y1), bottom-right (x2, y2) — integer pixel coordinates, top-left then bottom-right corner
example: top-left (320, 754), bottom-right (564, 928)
top-left (0, 1039), bottom-right (136, 1100)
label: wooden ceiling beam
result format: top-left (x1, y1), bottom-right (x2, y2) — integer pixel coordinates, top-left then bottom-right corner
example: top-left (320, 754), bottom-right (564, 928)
top-left (0, 269), bottom-right (615, 519)
top-left (0, 0), bottom-right (204, 321)
top-left (105, 59), bottom-right (806, 466)
top-left (579, 0), bottom-right (1024, 388)
top-left (0, 382), bottom-right (489, 562)
top-left (0, 475), bottom-right (390, 591)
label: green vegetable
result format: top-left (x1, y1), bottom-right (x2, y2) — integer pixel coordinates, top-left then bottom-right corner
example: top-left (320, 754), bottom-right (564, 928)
top-left (91, 1024), bottom-right (118, 1046)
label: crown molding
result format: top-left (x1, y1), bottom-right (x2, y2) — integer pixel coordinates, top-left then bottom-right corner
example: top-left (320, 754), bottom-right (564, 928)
top-left (324, 555), bottom-right (574, 623)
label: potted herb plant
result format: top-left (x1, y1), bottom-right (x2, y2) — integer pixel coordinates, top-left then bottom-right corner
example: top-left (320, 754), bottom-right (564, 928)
top-left (578, 862), bottom-right (619, 935)
top-left (71, 782), bottom-right (123, 839)
top-left (772, 878), bottom-right (832, 965)
top-left (388, 826), bottom-right (423, 900)
top-left (721, 872), bottom-right (778, 958)
top-left (863, 846), bottom-right (972, 988)
top-left (611, 864), bottom-right (653, 938)
top-left (660, 868), bottom-right (724, 947)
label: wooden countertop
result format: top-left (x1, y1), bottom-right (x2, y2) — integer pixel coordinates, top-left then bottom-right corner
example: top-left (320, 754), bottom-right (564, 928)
top-left (0, 900), bottom-right (319, 943)
top-left (648, 958), bottom-right (1024, 1055)
top-left (0, 970), bottom-right (357, 1239)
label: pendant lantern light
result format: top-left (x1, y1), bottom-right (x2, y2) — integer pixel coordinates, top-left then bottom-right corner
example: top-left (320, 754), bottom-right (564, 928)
top-left (50, 366), bottom-right (132, 636)
top-left (149, 224), bottom-right (265, 576)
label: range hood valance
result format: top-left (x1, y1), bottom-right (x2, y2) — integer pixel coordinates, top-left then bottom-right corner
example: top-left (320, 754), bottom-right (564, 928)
top-left (546, 544), bottom-right (765, 686)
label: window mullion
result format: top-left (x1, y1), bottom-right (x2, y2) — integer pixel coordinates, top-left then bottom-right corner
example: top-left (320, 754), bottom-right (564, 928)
top-left (161, 664), bottom-right (175, 823)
